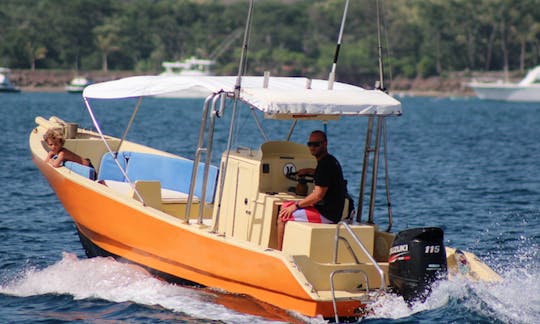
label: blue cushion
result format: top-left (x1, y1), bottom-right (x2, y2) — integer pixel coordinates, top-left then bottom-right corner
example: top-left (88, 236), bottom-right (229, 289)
top-left (100, 151), bottom-right (218, 203)
top-left (97, 152), bottom-right (129, 181)
top-left (126, 152), bottom-right (193, 192)
top-left (64, 161), bottom-right (96, 180)
top-left (194, 163), bottom-right (219, 204)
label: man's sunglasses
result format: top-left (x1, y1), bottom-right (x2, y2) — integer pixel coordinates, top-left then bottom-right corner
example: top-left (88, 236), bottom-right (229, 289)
top-left (307, 141), bottom-right (324, 147)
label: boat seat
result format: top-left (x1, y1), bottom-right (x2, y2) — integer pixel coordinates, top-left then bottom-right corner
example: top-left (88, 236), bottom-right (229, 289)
top-left (97, 152), bottom-right (128, 181)
top-left (63, 161), bottom-right (96, 180)
top-left (282, 222), bottom-right (375, 263)
top-left (103, 179), bottom-right (199, 204)
top-left (98, 151), bottom-right (217, 203)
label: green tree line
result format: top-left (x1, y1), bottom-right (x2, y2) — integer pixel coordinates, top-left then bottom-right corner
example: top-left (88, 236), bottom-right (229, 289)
top-left (1, 0), bottom-right (539, 84)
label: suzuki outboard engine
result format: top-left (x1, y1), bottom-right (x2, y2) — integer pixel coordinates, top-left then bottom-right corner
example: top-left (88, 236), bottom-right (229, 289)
top-left (389, 227), bottom-right (447, 303)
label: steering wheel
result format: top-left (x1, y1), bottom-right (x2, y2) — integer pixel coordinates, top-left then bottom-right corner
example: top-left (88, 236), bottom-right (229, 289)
top-left (286, 172), bottom-right (313, 196)
top-left (286, 172), bottom-right (314, 184)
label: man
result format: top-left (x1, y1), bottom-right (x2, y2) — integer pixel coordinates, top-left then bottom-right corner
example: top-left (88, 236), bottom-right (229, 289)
top-left (277, 130), bottom-right (346, 250)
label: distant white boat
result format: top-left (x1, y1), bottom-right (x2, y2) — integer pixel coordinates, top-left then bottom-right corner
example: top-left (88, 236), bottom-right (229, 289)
top-left (66, 77), bottom-right (93, 93)
top-left (468, 66), bottom-right (540, 102)
top-left (160, 57), bottom-right (215, 77)
top-left (157, 57), bottom-right (215, 98)
top-left (0, 67), bottom-right (20, 93)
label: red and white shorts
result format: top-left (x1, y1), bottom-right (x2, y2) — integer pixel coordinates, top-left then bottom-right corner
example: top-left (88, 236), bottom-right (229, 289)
top-left (282, 201), bottom-right (333, 224)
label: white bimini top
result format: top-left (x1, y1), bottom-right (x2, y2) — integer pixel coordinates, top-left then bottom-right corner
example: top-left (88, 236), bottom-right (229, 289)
top-left (83, 75), bottom-right (402, 117)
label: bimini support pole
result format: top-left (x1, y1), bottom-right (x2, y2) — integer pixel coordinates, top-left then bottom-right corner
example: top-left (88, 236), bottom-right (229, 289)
top-left (357, 116), bottom-right (374, 223)
top-left (117, 97), bottom-right (143, 154)
top-left (368, 116), bottom-right (383, 224)
top-left (382, 117), bottom-right (393, 231)
top-left (83, 96), bottom-right (145, 204)
top-left (197, 93), bottom-right (221, 224)
top-left (185, 94), bottom-right (215, 223)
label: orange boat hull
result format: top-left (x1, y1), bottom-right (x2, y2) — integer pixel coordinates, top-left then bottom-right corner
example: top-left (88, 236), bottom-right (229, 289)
top-left (33, 155), bottom-right (364, 319)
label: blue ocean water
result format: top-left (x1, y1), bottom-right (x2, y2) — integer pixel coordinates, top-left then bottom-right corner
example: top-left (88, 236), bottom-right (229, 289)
top-left (0, 91), bottom-right (538, 323)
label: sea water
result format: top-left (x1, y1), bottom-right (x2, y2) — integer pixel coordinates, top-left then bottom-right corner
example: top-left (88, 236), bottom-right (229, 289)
top-left (0, 92), bottom-right (538, 323)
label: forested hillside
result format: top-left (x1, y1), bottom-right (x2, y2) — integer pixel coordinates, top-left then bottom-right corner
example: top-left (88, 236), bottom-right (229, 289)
top-left (1, 0), bottom-right (539, 85)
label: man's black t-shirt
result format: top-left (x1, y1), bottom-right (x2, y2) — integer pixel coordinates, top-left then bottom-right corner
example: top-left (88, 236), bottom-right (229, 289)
top-left (313, 154), bottom-right (346, 223)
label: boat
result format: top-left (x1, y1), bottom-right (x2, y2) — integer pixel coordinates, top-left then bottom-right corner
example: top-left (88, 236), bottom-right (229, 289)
top-left (468, 66), bottom-right (540, 102)
top-left (65, 76), bottom-right (93, 93)
top-left (160, 57), bottom-right (215, 77)
top-left (0, 67), bottom-right (21, 93)
top-left (157, 57), bottom-right (216, 98)
top-left (29, 74), bottom-right (501, 321)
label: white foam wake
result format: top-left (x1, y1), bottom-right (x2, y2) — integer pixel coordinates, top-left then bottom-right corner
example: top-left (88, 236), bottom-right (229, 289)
top-left (3, 252), bottom-right (536, 323)
top-left (364, 264), bottom-right (539, 323)
top-left (0, 252), bottom-right (289, 323)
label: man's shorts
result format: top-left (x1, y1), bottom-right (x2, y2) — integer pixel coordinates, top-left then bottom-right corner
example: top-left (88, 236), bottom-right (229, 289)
top-left (282, 201), bottom-right (333, 224)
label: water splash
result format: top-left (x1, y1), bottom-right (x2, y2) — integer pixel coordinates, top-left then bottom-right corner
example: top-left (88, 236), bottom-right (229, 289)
top-left (0, 252), bottom-right (296, 323)
top-left (364, 252), bottom-right (539, 323)
top-left (475, 258), bottom-right (540, 323)
top-left (1, 251), bottom-right (537, 323)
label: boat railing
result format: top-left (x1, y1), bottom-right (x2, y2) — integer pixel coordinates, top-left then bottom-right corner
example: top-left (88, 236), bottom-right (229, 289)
top-left (331, 221), bottom-right (386, 317)
top-left (186, 92), bottom-right (219, 223)
top-left (330, 268), bottom-right (369, 323)
top-left (357, 116), bottom-right (393, 232)
top-left (186, 92), bottom-right (226, 225)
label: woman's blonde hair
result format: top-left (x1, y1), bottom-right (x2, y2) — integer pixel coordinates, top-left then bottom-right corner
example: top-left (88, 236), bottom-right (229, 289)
top-left (43, 128), bottom-right (65, 145)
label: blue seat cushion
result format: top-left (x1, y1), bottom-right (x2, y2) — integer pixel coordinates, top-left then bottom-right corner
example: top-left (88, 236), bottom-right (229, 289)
top-left (126, 153), bottom-right (193, 193)
top-left (99, 151), bottom-right (218, 203)
top-left (64, 161), bottom-right (96, 180)
top-left (97, 152), bottom-right (129, 181)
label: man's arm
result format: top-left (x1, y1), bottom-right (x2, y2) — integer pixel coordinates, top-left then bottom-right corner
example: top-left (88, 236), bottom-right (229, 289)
top-left (300, 185), bottom-right (327, 207)
top-left (279, 185), bottom-right (327, 220)
top-left (296, 168), bottom-right (315, 176)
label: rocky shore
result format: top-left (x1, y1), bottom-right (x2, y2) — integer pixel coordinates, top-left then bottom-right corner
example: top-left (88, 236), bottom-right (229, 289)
top-left (8, 69), bottom-right (521, 97)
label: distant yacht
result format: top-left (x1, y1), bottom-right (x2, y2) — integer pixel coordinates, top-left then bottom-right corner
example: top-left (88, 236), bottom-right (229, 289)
top-left (157, 57), bottom-right (215, 98)
top-left (160, 57), bottom-right (215, 77)
top-left (0, 67), bottom-right (21, 93)
top-left (66, 77), bottom-right (93, 93)
top-left (468, 66), bottom-right (540, 102)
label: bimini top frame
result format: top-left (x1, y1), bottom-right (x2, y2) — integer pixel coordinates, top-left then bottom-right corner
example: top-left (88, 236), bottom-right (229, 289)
top-left (82, 75), bottom-right (402, 226)
top-left (83, 75), bottom-right (401, 117)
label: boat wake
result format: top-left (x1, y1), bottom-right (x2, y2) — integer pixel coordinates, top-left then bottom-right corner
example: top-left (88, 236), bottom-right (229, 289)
top-left (1, 251), bottom-right (537, 323)
top-left (0, 252), bottom-right (315, 323)
top-left (365, 247), bottom-right (539, 323)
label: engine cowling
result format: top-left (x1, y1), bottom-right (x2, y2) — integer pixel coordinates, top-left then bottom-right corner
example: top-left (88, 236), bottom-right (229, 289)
top-left (388, 227), bottom-right (447, 303)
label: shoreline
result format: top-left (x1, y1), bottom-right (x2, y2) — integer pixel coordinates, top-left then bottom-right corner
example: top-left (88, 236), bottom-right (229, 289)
top-left (19, 86), bottom-right (476, 99)
top-left (21, 86), bottom-right (67, 93)
top-left (9, 68), bottom-right (518, 98)
top-left (19, 84), bottom-right (477, 99)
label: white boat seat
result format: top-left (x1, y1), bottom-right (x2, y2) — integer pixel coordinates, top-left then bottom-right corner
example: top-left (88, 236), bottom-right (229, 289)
top-left (103, 179), bottom-right (199, 204)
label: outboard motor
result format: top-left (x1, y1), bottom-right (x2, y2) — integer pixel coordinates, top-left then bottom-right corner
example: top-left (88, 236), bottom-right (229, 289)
top-left (389, 227), bottom-right (447, 303)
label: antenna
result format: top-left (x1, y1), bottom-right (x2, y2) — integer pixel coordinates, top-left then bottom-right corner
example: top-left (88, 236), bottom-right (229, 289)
top-left (234, 0), bottom-right (254, 98)
top-left (208, 28), bottom-right (243, 61)
top-left (328, 0), bottom-right (350, 90)
top-left (375, 0), bottom-right (387, 92)
top-left (214, 0), bottom-right (254, 228)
